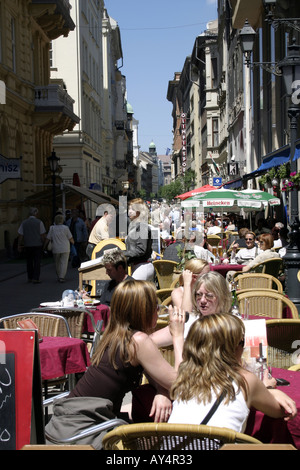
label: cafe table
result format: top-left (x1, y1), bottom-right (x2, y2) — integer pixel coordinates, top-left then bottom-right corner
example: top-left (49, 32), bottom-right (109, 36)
top-left (210, 262), bottom-right (244, 277)
top-left (82, 303), bottom-right (110, 333)
top-left (245, 367), bottom-right (300, 449)
top-left (39, 336), bottom-right (91, 381)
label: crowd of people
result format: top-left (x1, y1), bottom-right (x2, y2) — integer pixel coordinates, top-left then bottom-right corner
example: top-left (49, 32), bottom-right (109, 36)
top-left (20, 197), bottom-right (294, 449)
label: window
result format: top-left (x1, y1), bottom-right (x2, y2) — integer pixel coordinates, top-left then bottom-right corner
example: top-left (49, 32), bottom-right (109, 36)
top-left (212, 118), bottom-right (219, 147)
top-left (11, 17), bottom-right (16, 72)
top-left (211, 57), bottom-right (218, 88)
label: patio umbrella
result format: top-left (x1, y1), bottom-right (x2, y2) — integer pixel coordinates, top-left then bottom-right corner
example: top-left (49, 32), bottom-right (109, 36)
top-left (176, 184), bottom-right (219, 201)
top-left (182, 188), bottom-right (280, 210)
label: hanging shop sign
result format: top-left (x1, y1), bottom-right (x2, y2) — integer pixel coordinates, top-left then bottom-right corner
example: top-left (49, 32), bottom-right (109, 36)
top-left (181, 113), bottom-right (187, 173)
top-left (0, 154), bottom-right (22, 184)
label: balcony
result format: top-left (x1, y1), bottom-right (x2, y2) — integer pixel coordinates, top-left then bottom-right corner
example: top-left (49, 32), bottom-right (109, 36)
top-left (230, 0), bottom-right (262, 29)
top-left (30, 0), bottom-right (75, 39)
top-left (34, 84), bottom-right (79, 133)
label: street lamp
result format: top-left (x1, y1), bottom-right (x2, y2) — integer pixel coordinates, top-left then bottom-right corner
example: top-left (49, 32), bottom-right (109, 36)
top-left (47, 150), bottom-right (60, 222)
top-left (239, 20), bottom-right (282, 75)
top-left (112, 179), bottom-right (117, 197)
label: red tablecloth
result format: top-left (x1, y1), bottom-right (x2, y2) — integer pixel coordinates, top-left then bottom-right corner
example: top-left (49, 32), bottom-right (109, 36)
top-left (245, 368), bottom-right (300, 449)
top-left (210, 263), bottom-right (244, 277)
top-left (82, 304), bottom-right (110, 332)
top-left (39, 336), bottom-right (91, 380)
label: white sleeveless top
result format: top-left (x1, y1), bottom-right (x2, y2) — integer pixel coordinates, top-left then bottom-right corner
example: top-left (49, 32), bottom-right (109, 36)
top-left (168, 382), bottom-right (250, 433)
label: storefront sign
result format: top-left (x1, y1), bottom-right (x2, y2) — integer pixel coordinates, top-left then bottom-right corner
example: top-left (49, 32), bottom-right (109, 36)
top-left (0, 154), bottom-right (22, 184)
top-left (181, 113), bottom-right (187, 173)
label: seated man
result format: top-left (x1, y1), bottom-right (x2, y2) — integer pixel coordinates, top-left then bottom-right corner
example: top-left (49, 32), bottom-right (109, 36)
top-left (233, 232), bottom-right (260, 265)
top-left (100, 250), bottom-right (133, 306)
top-left (162, 229), bottom-right (185, 263)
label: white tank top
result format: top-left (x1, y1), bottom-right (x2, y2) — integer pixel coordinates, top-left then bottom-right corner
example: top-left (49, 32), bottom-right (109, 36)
top-left (169, 383), bottom-right (250, 433)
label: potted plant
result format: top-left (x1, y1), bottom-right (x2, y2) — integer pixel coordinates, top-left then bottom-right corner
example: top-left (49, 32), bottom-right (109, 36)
top-left (281, 170), bottom-right (300, 192)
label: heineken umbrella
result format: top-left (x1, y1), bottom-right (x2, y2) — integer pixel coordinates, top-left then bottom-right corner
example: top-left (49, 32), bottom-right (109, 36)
top-left (176, 184), bottom-right (218, 201)
top-left (181, 188), bottom-right (281, 231)
top-left (182, 188), bottom-right (280, 210)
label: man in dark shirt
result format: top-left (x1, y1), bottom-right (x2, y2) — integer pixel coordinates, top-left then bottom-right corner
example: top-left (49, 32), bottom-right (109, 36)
top-left (162, 230), bottom-right (185, 263)
top-left (100, 250), bottom-right (133, 306)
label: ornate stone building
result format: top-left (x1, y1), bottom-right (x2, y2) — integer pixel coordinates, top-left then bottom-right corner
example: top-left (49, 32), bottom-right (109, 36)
top-left (0, 0), bottom-right (78, 253)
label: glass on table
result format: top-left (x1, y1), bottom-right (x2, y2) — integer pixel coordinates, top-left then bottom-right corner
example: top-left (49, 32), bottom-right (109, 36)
top-left (244, 298), bottom-right (249, 320)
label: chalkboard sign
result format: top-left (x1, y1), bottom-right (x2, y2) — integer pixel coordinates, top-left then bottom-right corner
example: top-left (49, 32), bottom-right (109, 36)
top-left (0, 330), bottom-right (44, 449)
top-left (0, 354), bottom-right (16, 450)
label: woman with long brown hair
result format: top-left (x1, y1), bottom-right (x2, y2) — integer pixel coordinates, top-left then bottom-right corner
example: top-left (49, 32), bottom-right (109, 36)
top-left (46, 279), bottom-right (184, 448)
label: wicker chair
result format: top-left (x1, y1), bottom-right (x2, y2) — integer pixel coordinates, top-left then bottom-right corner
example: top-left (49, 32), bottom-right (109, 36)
top-left (288, 364), bottom-right (300, 371)
top-left (102, 423), bottom-right (262, 450)
top-left (0, 313), bottom-right (73, 407)
top-left (266, 319), bottom-right (300, 369)
top-left (31, 307), bottom-right (96, 339)
top-left (206, 235), bottom-right (221, 247)
top-left (233, 273), bottom-right (283, 293)
top-left (248, 258), bottom-right (283, 277)
top-left (153, 260), bottom-right (178, 289)
top-left (156, 288), bottom-right (174, 303)
top-left (236, 290), bottom-right (299, 319)
top-left (0, 312), bottom-right (71, 337)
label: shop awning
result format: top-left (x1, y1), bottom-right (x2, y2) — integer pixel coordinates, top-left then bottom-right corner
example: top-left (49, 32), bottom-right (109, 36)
top-left (25, 184), bottom-right (119, 207)
top-left (244, 141), bottom-right (300, 180)
top-left (223, 178), bottom-right (243, 189)
top-left (64, 184), bottom-right (119, 206)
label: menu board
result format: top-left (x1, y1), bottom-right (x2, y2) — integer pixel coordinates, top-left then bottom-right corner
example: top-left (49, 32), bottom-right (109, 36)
top-left (0, 330), bottom-right (44, 450)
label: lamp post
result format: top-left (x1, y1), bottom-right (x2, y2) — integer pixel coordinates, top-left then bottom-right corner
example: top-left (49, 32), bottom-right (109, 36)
top-left (47, 150), bottom-right (60, 223)
top-left (112, 179), bottom-right (117, 198)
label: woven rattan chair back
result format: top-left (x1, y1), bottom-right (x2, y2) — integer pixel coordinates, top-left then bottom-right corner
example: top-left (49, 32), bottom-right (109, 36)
top-left (0, 313), bottom-right (63, 337)
top-left (206, 235), bottom-right (221, 247)
top-left (153, 260), bottom-right (178, 289)
top-left (266, 319), bottom-right (300, 369)
top-left (156, 288), bottom-right (173, 303)
top-left (102, 423), bottom-right (262, 450)
top-left (233, 273), bottom-right (283, 292)
top-left (249, 258), bottom-right (283, 277)
top-left (31, 307), bottom-right (88, 338)
top-left (237, 290), bottom-right (299, 319)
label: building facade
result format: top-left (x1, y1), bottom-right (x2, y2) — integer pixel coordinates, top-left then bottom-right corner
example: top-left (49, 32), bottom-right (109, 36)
top-left (0, 0), bottom-right (78, 254)
top-left (168, 0), bottom-right (300, 202)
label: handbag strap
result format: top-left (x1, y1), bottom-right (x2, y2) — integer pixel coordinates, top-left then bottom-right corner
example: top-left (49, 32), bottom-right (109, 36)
top-left (200, 390), bottom-right (226, 425)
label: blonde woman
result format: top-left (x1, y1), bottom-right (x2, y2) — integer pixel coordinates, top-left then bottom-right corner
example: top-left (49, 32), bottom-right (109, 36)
top-left (171, 259), bottom-right (210, 312)
top-left (152, 271), bottom-right (232, 348)
top-left (46, 280), bottom-right (184, 447)
top-left (169, 314), bottom-right (297, 431)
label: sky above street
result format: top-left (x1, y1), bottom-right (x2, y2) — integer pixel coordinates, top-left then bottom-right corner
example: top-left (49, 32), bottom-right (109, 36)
top-left (105, 0), bottom-right (218, 155)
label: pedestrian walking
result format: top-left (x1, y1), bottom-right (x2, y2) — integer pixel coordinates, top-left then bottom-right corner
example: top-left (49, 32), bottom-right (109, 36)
top-left (44, 214), bottom-right (74, 282)
top-left (86, 207), bottom-right (114, 259)
top-left (66, 209), bottom-right (88, 266)
top-left (17, 207), bottom-right (46, 283)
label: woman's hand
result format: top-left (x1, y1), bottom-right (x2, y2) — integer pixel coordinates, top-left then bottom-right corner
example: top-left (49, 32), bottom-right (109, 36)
top-left (262, 369), bottom-right (277, 389)
top-left (182, 270), bottom-right (193, 286)
top-left (149, 393), bottom-right (173, 423)
top-left (168, 307), bottom-right (185, 338)
top-left (268, 389), bottom-right (297, 421)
